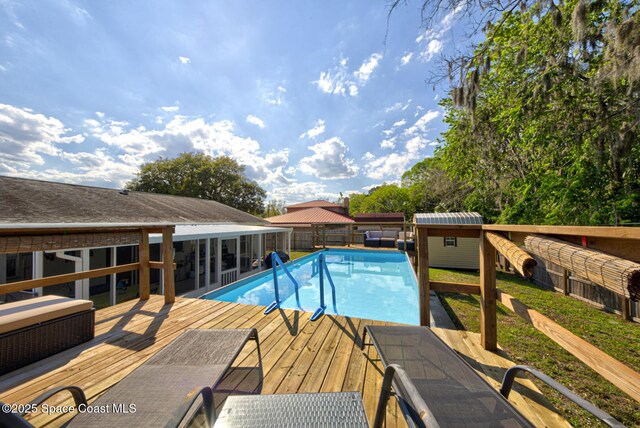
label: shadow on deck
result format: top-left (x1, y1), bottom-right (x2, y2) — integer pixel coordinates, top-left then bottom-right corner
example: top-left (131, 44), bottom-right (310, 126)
top-left (0, 295), bottom-right (568, 427)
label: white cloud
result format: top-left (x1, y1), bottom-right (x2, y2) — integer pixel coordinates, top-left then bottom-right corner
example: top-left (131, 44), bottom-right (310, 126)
top-left (392, 119), bottom-right (407, 128)
top-left (161, 106), bottom-right (179, 113)
top-left (384, 99), bottom-right (411, 113)
top-left (95, 111), bottom-right (105, 118)
top-left (354, 53), bottom-right (382, 83)
top-left (267, 181), bottom-right (339, 204)
top-left (299, 119), bottom-right (326, 140)
top-left (178, 56), bottom-right (191, 64)
top-left (404, 110), bottom-right (440, 136)
top-left (421, 39), bottom-right (443, 62)
top-left (380, 138), bottom-right (396, 149)
top-left (260, 81), bottom-right (287, 106)
top-left (0, 104), bottom-right (84, 169)
top-left (246, 114), bottom-right (265, 128)
top-left (415, 5), bottom-right (463, 63)
top-left (298, 137), bottom-right (359, 180)
top-left (400, 52), bottom-right (413, 66)
top-left (362, 136), bottom-right (427, 180)
top-left (314, 53), bottom-right (382, 97)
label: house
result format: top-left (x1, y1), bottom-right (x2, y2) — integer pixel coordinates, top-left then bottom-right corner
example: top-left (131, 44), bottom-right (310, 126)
top-left (413, 212), bottom-right (484, 270)
top-left (283, 199), bottom-right (349, 215)
top-left (265, 199), bottom-right (353, 249)
top-left (0, 176), bottom-right (292, 307)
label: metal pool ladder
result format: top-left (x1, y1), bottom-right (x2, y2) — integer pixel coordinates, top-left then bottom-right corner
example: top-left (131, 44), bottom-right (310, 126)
top-left (264, 252), bottom-right (337, 321)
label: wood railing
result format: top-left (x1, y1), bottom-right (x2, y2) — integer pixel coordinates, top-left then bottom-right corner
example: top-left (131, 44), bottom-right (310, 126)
top-left (0, 225), bottom-right (177, 304)
top-left (415, 223), bottom-right (640, 403)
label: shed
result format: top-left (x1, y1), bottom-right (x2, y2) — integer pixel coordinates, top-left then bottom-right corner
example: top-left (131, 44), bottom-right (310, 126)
top-left (414, 212), bottom-right (483, 270)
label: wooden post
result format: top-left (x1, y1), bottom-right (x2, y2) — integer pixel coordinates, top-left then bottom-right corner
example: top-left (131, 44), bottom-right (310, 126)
top-left (349, 224), bottom-right (353, 247)
top-left (480, 231), bottom-right (497, 351)
top-left (417, 227), bottom-right (430, 326)
top-left (139, 228), bottom-right (150, 300)
top-left (162, 227), bottom-right (175, 304)
top-left (562, 269), bottom-right (569, 296)
top-left (622, 297), bottom-right (632, 321)
top-left (322, 225), bottom-right (326, 248)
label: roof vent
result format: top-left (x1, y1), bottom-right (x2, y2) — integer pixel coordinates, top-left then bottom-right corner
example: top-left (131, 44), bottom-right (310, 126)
top-left (119, 189), bottom-right (129, 195)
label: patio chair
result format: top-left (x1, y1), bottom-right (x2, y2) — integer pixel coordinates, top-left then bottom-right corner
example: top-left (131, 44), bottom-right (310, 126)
top-left (1, 329), bottom-right (261, 428)
top-left (362, 325), bottom-right (624, 428)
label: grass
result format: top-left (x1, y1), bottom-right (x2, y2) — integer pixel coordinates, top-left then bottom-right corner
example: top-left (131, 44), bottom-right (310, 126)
top-left (431, 268), bottom-right (640, 427)
top-left (289, 250), bottom-right (313, 260)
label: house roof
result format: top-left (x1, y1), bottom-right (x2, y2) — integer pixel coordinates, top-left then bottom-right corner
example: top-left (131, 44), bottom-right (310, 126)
top-left (265, 207), bottom-right (354, 225)
top-left (414, 212), bottom-right (483, 225)
top-left (284, 200), bottom-right (341, 209)
top-left (149, 224), bottom-right (291, 243)
top-left (0, 176), bottom-right (266, 225)
top-left (354, 212), bottom-right (404, 222)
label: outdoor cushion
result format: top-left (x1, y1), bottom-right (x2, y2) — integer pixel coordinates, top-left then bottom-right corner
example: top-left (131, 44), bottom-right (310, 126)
top-left (381, 230), bottom-right (396, 239)
top-left (0, 295), bottom-right (93, 334)
top-left (366, 231), bottom-right (383, 239)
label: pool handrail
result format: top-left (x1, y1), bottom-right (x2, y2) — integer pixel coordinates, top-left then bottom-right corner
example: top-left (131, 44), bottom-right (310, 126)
top-left (264, 252), bottom-right (302, 315)
top-left (311, 252), bottom-right (338, 321)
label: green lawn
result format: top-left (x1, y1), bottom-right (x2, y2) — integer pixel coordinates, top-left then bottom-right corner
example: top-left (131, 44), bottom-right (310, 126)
top-left (431, 268), bottom-right (640, 427)
top-left (289, 250), bottom-right (313, 260)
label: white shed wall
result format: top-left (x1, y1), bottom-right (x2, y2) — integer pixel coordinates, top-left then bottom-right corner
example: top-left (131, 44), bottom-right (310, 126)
top-left (427, 237), bottom-right (479, 270)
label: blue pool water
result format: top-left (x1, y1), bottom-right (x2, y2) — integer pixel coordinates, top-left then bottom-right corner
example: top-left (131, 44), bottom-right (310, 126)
top-left (202, 249), bottom-right (418, 325)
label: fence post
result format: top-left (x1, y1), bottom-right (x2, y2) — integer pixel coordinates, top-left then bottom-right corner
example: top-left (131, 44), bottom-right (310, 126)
top-left (480, 230), bottom-right (497, 351)
top-left (417, 227), bottom-right (430, 326)
top-left (562, 269), bottom-right (570, 296)
top-left (622, 297), bottom-right (632, 321)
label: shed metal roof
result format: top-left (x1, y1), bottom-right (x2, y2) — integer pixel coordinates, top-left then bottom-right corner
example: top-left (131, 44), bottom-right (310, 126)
top-left (414, 212), bottom-right (483, 225)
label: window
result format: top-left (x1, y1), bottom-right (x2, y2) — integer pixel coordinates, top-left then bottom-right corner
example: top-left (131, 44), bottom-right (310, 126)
top-left (443, 237), bottom-right (457, 247)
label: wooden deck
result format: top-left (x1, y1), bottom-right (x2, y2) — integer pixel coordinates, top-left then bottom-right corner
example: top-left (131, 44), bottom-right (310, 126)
top-left (0, 296), bottom-right (568, 427)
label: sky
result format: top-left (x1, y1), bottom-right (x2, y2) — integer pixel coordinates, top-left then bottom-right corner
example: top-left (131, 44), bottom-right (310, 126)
top-left (0, 0), bottom-right (472, 205)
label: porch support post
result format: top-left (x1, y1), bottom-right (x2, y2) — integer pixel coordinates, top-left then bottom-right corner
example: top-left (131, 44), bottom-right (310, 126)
top-left (480, 230), bottom-right (497, 351)
top-left (205, 238), bottom-right (211, 291)
top-left (162, 227), bottom-right (175, 304)
top-left (110, 247), bottom-right (117, 306)
top-left (139, 229), bottom-right (150, 300)
top-left (33, 251), bottom-right (44, 296)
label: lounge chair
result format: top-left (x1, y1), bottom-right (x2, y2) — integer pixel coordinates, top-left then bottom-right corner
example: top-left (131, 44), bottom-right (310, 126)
top-left (362, 325), bottom-right (624, 428)
top-left (1, 329), bottom-right (261, 428)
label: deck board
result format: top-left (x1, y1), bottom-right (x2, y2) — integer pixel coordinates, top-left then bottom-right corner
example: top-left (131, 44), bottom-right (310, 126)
top-left (0, 295), bottom-right (569, 427)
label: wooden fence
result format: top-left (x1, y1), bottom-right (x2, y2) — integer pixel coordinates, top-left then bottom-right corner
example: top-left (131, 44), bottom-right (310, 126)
top-left (416, 224), bottom-right (640, 404)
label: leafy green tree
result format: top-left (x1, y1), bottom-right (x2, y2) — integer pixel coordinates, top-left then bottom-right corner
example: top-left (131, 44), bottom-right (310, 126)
top-left (126, 153), bottom-right (266, 215)
top-left (349, 184), bottom-right (416, 220)
top-left (432, 0), bottom-right (640, 225)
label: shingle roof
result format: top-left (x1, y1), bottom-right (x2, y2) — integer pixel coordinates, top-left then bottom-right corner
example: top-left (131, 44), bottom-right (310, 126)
top-left (414, 212), bottom-right (483, 225)
top-left (265, 207), bottom-right (354, 224)
top-left (284, 200), bottom-right (341, 209)
top-left (0, 176), bottom-right (266, 225)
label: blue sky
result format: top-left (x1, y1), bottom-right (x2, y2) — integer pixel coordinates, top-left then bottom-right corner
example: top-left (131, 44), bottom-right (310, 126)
top-left (0, 0), bottom-right (470, 204)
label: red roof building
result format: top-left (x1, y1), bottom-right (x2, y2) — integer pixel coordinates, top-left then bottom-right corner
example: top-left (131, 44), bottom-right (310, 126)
top-left (265, 207), bottom-right (354, 227)
top-left (284, 199), bottom-right (349, 215)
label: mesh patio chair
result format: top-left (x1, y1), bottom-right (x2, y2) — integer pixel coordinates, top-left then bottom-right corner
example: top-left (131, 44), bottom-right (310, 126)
top-left (362, 325), bottom-right (624, 428)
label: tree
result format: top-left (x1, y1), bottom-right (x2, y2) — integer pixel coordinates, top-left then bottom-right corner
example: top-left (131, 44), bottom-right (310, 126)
top-left (348, 184), bottom-right (416, 220)
top-left (263, 199), bottom-right (286, 218)
top-left (126, 153), bottom-right (266, 215)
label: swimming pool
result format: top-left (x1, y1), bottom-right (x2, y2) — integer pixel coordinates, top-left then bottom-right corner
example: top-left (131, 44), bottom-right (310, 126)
top-left (201, 249), bottom-right (418, 325)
